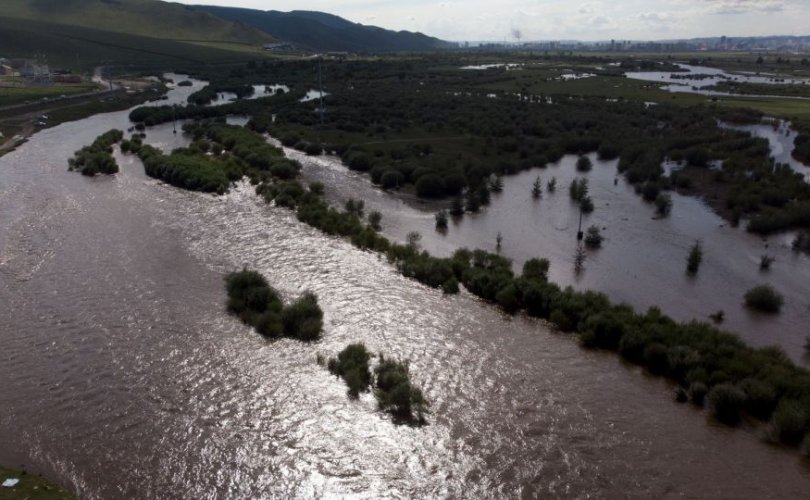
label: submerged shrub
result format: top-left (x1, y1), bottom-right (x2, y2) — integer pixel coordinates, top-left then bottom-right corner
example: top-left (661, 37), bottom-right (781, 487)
top-left (374, 355), bottom-right (429, 424)
top-left (225, 269), bottom-right (282, 325)
top-left (435, 209), bottom-right (449, 230)
top-left (644, 343), bottom-right (670, 375)
top-left (768, 400), bottom-right (809, 446)
top-left (655, 193), bottom-right (672, 217)
top-left (369, 211), bottom-right (383, 231)
top-left (708, 383), bottom-right (746, 425)
top-left (740, 378), bottom-right (777, 420)
top-left (576, 156), bottom-right (593, 172)
top-left (584, 226), bottom-right (603, 249)
top-left (689, 382), bottom-right (708, 406)
top-left (686, 241), bottom-right (702, 275)
top-left (68, 129), bottom-right (124, 176)
top-left (328, 343), bottom-right (373, 398)
top-left (281, 292), bottom-right (324, 341)
top-left (225, 270), bottom-right (322, 342)
top-left (744, 285), bottom-right (784, 313)
top-left (442, 277), bottom-right (459, 294)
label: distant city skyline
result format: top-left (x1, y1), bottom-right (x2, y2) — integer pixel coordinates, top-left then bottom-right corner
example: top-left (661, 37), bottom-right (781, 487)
top-left (173, 0), bottom-right (810, 42)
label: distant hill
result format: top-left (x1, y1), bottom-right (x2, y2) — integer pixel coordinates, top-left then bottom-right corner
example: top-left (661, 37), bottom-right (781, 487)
top-left (0, 16), bottom-right (266, 70)
top-left (0, 0), bottom-right (275, 46)
top-left (193, 6), bottom-right (451, 53)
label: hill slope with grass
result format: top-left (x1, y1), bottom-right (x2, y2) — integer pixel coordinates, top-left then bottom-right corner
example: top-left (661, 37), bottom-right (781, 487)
top-left (0, 16), bottom-right (264, 70)
top-left (0, 0), bottom-right (274, 46)
top-left (193, 6), bottom-right (451, 52)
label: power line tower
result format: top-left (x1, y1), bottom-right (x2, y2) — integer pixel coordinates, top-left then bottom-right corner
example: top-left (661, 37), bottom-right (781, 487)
top-left (318, 56), bottom-right (325, 127)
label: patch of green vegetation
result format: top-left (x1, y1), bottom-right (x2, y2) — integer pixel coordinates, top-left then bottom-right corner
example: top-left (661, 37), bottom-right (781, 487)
top-left (714, 97), bottom-right (810, 120)
top-left (68, 129), bottom-right (123, 176)
top-left (225, 269), bottom-right (323, 341)
top-left (374, 355), bottom-right (429, 424)
top-left (325, 344), bottom-right (430, 424)
top-left (744, 285), bottom-right (784, 314)
top-left (155, 58), bottom-right (805, 233)
top-left (0, 467), bottom-right (73, 500)
top-left (0, 84), bottom-right (97, 107)
top-left (584, 225), bottom-right (603, 249)
top-left (707, 81), bottom-right (810, 99)
top-left (327, 343), bottom-right (373, 398)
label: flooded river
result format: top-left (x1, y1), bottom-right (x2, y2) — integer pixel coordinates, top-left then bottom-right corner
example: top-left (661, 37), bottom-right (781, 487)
top-left (625, 63), bottom-right (810, 97)
top-left (1, 78), bottom-right (810, 498)
top-left (288, 147), bottom-right (810, 364)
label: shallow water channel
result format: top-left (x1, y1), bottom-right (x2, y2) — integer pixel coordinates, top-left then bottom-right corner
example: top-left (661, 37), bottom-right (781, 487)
top-left (287, 146), bottom-right (810, 364)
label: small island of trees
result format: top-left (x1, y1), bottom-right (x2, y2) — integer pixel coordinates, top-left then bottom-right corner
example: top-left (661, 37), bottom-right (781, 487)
top-left (225, 269), bottom-right (323, 341)
top-left (68, 129), bottom-right (124, 176)
top-left (326, 343), bottom-right (429, 424)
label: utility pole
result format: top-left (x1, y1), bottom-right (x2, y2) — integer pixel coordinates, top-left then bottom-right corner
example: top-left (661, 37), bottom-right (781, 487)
top-left (577, 204), bottom-right (584, 241)
top-left (318, 57), bottom-right (324, 127)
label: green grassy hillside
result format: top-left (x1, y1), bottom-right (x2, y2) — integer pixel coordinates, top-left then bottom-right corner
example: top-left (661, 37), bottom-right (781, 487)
top-left (0, 16), bottom-right (267, 70)
top-left (0, 0), bottom-right (274, 46)
top-left (195, 6), bottom-right (451, 53)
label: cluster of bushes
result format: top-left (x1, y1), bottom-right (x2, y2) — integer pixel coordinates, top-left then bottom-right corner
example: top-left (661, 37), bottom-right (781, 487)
top-left (793, 231), bottom-right (810, 254)
top-left (251, 59), bottom-right (805, 227)
top-left (274, 178), bottom-right (810, 446)
top-left (187, 84), bottom-right (255, 106)
top-left (123, 122), bottom-right (305, 194)
top-left (326, 343), bottom-right (429, 424)
top-left (794, 119), bottom-right (810, 164)
top-left (67, 129), bottom-right (123, 176)
top-left (279, 132), bottom-right (324, 156)
top-left (134, 144), bottom-right (239, 194)
top-left (130, 58), bottom-right (810, 232)
top-left (225, 269), bottom-right (323, 341)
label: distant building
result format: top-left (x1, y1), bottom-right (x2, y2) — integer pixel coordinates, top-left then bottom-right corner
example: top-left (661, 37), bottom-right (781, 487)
top-left (263, 42), bottom-right (296, 51)
top-left (53, 74), bottom-right (82, 83)
top-left (325, 52), bottom-right (349, 60)
top-left (17, 60), bottom-right (51, 85)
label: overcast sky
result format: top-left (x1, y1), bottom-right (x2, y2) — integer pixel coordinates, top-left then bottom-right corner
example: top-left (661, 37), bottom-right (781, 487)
top-left (173, 0), bottom-right (810, 42)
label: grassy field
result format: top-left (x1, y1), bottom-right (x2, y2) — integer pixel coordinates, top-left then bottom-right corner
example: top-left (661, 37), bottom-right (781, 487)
top-left (464, 65), bottom-right (810, 120)
top-left (0, 84), bottom-right (98, 107)
top-left (714, 96), bottom-right (810, 119)
top-left (0, 468), bottom-right (73, 499)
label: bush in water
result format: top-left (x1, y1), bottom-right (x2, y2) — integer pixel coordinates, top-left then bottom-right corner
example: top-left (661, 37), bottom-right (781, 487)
top-left (225, 269), bottom-right (323, 342)
top-left (744, 285), bottom-right (784, 314)
top-left (328, 343), bottom-right (373, 398)
top-left (708, 383), bottom-right (746, 425)
top-left (374, 355), bottom-right (429, 424)
top-left (68, 129), bottom-right (124, 176)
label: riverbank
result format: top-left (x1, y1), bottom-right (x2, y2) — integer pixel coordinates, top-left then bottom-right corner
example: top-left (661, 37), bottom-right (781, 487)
top-left (0, 81), bottom-right (165, 158)
top-left (0, 467), bottom-right (73, 499)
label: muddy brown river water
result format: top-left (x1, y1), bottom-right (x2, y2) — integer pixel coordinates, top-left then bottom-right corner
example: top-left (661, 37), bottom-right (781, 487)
top-left (1, 77), bottom-right (810, 499)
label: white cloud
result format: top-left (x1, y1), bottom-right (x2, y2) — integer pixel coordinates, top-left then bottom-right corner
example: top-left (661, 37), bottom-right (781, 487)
top-left (700, 0), bottom-right (786, 14)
